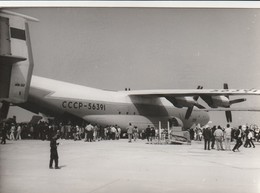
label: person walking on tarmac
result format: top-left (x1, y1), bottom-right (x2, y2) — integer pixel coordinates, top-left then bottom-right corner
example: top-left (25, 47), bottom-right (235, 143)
top-left (232, 126), bottom-right (243, 152)
top-left (49, 134), bottom-right (60, 169)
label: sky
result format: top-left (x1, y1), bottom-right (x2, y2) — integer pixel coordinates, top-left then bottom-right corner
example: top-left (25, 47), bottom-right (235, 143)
top-left (5, 7), bottom-right (260, 126)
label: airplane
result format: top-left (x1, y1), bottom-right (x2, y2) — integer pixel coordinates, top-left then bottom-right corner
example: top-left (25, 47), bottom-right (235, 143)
top-left (1, 10), bottom-right (260, 132)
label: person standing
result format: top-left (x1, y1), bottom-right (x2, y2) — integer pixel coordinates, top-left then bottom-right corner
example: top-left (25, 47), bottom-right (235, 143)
top-left (202, 125), bottom-right (212, 150)
top-left (224, 124), bottom-right (232, 151)
top-left (247, 129), bottom-right (255, 148)
top-left (232, 126), bottom-right (243, 152)
top-left (16, 124), bottom-right (22, 140)
top-left (133, 126), bottom-right (139, 141)
top-left (9, 123), bottom-right (16, 140)
top-left (127, 123), bottom-right (134, 143)
top-left (243, 126), bottom-right (250, 148)
top-left (151, 127), bottom-right (156, 144)
top-left (49, 134), bottom-right (60, 169)
top-left (145, 125), bottom-right (151, 143)
top-left (214, 126), bottom-right (224, 151)
top-left (110, 125), bottom-right (117, 140)
top-left (1, 122), bottom-right (8, 144)
top-left (85, 123), bottom-right (94, 142)
top-left (254, 126), bottom-right (260, 142)
top-left (116, 126), bottom-right (121, 140)
top-left (211, 126), bottom-right (216, 149)
top-left (189, 128), bottom-right (195, 140)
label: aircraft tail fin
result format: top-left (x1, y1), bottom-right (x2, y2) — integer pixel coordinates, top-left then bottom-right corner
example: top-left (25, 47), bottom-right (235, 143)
top-left (0, 10), bottom-right (38, 103)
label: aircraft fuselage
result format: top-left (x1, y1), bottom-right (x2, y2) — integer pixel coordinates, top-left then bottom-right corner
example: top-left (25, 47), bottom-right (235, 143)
top-left (24, 76), bottom-right (209, 130)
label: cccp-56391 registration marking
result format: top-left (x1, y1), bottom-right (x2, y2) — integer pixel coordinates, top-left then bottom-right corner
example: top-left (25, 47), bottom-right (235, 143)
top-left (61, 101), bottom-right (106, 111)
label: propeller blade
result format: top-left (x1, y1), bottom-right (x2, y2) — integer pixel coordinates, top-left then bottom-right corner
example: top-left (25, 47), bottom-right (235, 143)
top-left (194, 104), bottom-right (206, 109)
top-left (230, 98), bottom-right (246, 105)
top-left (189, 85), bottom-right (205, 118)
top-left (223, 83), bottom-right (230, 99)
top-left (224, 83), bottom-right (228, 89)
top-left (193, 85), bottom-right (203, 100)
top-left (224, 83), bottom-right (232, 122)
top-left (225, 110), bottom-right (232, 123)
top-left (185, 106), bottom-right (193, 120)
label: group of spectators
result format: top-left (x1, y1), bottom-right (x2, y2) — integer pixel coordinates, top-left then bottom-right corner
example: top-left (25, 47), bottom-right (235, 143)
top-left (1, 116), bottom-right (260, 152)
top-left (193, 124), bottom-right (258, 152)
top-left (127, 124), bottom-right (175, 144)
top-left (0, 119), bottom-right (125, 143)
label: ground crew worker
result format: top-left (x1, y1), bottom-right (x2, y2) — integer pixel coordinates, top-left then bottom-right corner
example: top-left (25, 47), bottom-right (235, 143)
top-left (49, 134), bottom-right (60, 169)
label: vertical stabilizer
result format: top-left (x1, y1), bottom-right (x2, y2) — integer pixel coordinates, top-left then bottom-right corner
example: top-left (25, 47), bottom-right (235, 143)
top-left (0, 10), bottom-right (38, 103)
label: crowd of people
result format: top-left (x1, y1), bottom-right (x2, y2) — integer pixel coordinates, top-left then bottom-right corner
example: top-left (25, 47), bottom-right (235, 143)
top-left (0, 119), bottom-right (125, 143)
top-left (0, 119), bottom-right (163, 144)
top-left (1, 116), bottom-right (259, 153)
top-left (190, 123), bottom-right (259, 152)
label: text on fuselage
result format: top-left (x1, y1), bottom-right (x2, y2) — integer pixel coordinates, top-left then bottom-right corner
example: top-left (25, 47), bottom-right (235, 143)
top-left (61, 101), bottom-right (106, 110)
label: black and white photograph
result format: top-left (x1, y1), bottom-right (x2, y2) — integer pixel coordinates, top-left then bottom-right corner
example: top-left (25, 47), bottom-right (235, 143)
top-left (1, 3), bottom-right (260, 193)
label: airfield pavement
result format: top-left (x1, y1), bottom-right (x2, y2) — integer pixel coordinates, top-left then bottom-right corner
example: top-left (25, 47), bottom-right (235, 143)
top-left (0, 139), bottom-right (260, 193)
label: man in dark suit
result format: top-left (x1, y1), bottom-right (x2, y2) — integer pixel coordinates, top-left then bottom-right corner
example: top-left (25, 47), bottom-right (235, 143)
top-left (232, 126), bottom-right (243, 152)
top-left (49, 134), bottom-right (60, 169)
top-left (203, 125), bottom-right (212, 150)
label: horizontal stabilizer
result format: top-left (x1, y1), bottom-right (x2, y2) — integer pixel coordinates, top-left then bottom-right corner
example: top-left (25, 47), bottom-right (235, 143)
top-left (0, 55), bottom-right (27, 65)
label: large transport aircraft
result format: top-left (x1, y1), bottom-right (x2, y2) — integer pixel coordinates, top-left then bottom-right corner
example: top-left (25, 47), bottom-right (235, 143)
top-left (1, 10), bottom-right (260, 131)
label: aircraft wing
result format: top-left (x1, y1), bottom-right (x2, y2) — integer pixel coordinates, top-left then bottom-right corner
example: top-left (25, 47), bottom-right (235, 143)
top-left (197, 108), bottom-right (260, 112)
top-left (124, 88), bottom-right (260, 121)
top-left (125, 89), bottom-right (260, 97)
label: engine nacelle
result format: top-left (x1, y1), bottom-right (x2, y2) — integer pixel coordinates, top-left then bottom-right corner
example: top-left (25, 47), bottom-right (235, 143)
top-left (203, 95), bottom-right (246, 108)
top-left (210, 96), bottom-right (230, 108)
top-left (166, 96), bottom-right (200, 108)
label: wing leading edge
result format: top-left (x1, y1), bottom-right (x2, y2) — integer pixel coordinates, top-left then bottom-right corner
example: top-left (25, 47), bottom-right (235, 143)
top-left (125, 89), bottom-right (260, 97)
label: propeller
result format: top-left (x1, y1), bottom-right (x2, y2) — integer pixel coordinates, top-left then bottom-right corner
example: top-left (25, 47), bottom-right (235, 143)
top-left (223, 83), bottom-right (233, 122)
top-left (224, 83), bottom-right (246, 122)
top-left (185, 86), bottom-right (204, 120)
top-left (223, 83), bottom-right (232, 122)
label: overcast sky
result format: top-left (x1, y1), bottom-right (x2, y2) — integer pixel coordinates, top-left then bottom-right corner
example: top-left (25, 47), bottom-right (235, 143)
top-left (6, 7), bottom-right (260, 126)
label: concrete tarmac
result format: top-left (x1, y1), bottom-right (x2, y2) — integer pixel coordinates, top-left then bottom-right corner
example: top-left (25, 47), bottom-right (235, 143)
top-left (1, 139), bottom-right (260, 193)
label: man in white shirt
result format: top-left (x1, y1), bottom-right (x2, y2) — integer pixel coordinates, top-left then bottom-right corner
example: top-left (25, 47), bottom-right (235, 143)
top-left (224, 124), bottom-right (232, 151)
top-left (127, 123), bottom-right (134, 143)
top-left (85, 123), bottom-right (94, 142)
top-left (214, 126), bottom-right (224, 151)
